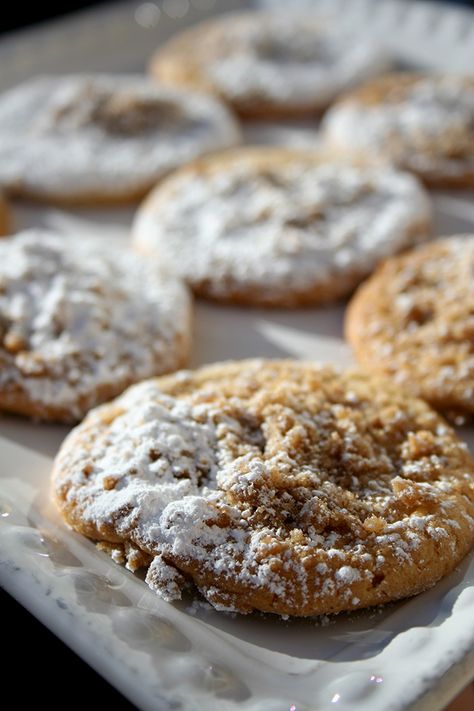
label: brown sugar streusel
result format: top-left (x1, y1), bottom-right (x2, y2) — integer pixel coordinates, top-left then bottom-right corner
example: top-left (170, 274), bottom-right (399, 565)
top-left (53, 359), bottom-right (474, 616)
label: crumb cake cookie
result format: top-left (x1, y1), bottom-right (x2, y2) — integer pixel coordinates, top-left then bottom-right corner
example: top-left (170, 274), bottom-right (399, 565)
top-left (53, 359), bottom-right (474, 617)
top-left (346, 236), bottom-right (474, 423)
top-left (323, 74), bottom-right (474, 188)
top-left (0, 74), bottom-right (240, 204)
top-left (0, 230), bottom-right (191, 422)
top-left (132, 148), bottom-right (431, 307)
top-left (149, 12), bottom-right (388, 119)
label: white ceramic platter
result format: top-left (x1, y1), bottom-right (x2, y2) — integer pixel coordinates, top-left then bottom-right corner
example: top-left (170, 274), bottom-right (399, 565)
top-left (1, 2), bottom-right (474, 710)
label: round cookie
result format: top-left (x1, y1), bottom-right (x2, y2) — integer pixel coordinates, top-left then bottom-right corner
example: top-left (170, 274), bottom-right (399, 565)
top-left (0, 190), bottom-right (10, 235)
top-left (132, 148), bottom-right (432, 307)
top-left (0, 74), bottom-right (240, 204)
top-left (53, 359), bottom-right (474, 617)
top-left (322, 73), bottom-right (474, 188)
top-left (149, 12), bottom-right (388, 119)
top-left (0, 230), bottom-right (191, 422)
top-left (346, 236), bottom-right (474, 423)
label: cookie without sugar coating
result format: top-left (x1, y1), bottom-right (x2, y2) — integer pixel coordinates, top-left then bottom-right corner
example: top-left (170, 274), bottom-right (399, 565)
top-left (0, 74), bottom-right (240, 204)
top-left (322, 73), bottom-right (474, 188)
top-left (149, 11), bottom-right (388, 119)
top-left (132, 147), bottom-right (431, 307)
top-left (0, 230), bottom-right (191, 422)
top-left (53, 359), bottom-right (474, 617)
top-left (346, 236), bottom-right (474, 422)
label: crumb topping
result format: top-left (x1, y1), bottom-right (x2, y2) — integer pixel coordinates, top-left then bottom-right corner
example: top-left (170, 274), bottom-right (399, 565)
top-left (348, 236), bottom-right (474, 420)
top-left (54, 360), bottom-right (474, 615)
top-left (0, 230), bottom-right (190, 418)
top-left (50, 84), bottom-right (192, 135)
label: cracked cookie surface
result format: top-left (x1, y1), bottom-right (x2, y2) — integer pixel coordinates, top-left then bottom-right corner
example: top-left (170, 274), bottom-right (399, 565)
top-left (0, 230), bottom-right (191, 422)
top-left (53, 359), bottom-right (474, 616)
top-left (150, 11), bottom-right (388, 119)
top-left (0, 74), bottom-right (240, 204)
top-left (346, 236), bottom-right (474, 422)
top-left (133, 148), bottom-right (431, 307)
top-left (323, 74), bottom-right (474, 188)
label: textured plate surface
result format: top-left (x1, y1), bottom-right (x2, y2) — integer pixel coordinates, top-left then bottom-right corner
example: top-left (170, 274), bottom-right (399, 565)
top-left (1, 2), bottom-right (474, 710)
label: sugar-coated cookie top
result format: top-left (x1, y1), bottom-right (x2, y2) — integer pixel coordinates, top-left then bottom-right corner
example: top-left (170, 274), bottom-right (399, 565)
top-left (202, 14), bottom-right (386, 107)
top-left (323, 75), bottom-right (474, 176)
top-left (133, 150), bottom-right (431, 303)
top-left (0, 230), bottom-right (191, 418)
top-left (54, 360), bottom-right (474, 616)
top-left (347, 236), bottom-right (474, 420)
top-left (152, 12), bottom-right (388, 114)
top-left (0, 75), bottom-right (240, 201)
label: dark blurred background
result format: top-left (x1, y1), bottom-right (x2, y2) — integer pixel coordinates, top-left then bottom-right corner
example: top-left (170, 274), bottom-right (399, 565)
top-left (1, 0), bottom-right (473, 35)
top-left (1, 0), bottom-right (113, 34)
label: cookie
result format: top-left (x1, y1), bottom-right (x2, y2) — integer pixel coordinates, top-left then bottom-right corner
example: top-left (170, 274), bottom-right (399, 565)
top-left (0, 190), bottom-right (9, 235)
top-left (346, 236), bottom-right (474, 423)
top-left (52, 359), bottom-right (474, 617)
top-left (322, 73), bottom-right (474, 188)
top-left (0, 74), bottom-right (240, 204)
top-left (149, 12), bottom-right (388, 119)
top-left (132, 148), bottom-right (431, 307)
top-left (0, 230), bottom-right (191, 422)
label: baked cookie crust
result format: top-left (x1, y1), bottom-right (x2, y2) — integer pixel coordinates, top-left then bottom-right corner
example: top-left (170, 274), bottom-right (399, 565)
top-left (323, 73), bottom-right (474, 188)
top-left (53, 359), bottom-right (474, 617)
top-left (346, 236), bottom-right (474, 422)
top-left (0, 191), bottom-right (10, 236)
top-left (132, 147), bottom-right (431, 307)
top-left (150, 12), bottom-right (388, 119)
top-left (0, 230), bottom-right (192, 422)
top-left (0, 74), bottom-right (240, 204)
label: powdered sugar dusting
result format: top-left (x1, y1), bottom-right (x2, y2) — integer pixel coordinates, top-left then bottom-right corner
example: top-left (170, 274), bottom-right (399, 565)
top-left (323, 76), bottom-right (474, 179)
top-left (348, 236), bottom-right (474, 419)
top-left (0, 74), bottom-right (240, 201)
top-left (154, 12), bottom-right (388, 114)
top-left (335, 566), bottom-right (361, 584)
top-left (204, 14), bottom-right (388, 110)
top-left (0, 230), bottom-right (191, 419)
top-left (133, 155), bottom-right (430, 305)
top-left (54, 360), bottom-right (474, 616)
